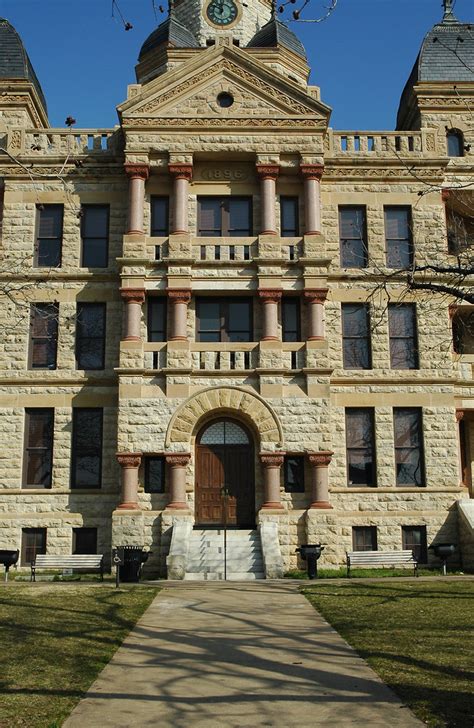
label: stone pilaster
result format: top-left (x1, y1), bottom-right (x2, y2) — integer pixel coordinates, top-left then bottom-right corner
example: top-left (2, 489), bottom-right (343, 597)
top-left (125, 164), bottom-right (149, 235)
top-left (167, 289), bottom-right (191, 341)
top-left (166, 453), bottom-right (191, 510)
top-left (304, 288), bottom-right (328, 340)
top-left (308, 451), bottom-right (333, 509)
top-left (169, 164), bottom-right (193, 234)
top-left (259, 289), bottom-right (282, 341)
top-left (120, 288), bottom-right (145, 342)
top-left (260, 452), bottom-right (285, 509)
top-left (300, 164), bottom-right (324, 235)
top-left (116, 452), bottom-right (142, 510)
top-left (256, 164), bottom-right (280, 235)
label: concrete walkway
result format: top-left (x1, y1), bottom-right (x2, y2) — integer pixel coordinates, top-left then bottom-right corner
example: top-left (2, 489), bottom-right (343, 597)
top-left (64, 581), bottom-right (422, 728)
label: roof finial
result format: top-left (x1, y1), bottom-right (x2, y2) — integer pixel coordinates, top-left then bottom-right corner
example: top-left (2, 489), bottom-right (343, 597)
top-left (442, 0), bottom-right (457, 22)
top-left (271, 0), bottom-right (277, 19)
top-left (168, 0), bottom-right (174, 16)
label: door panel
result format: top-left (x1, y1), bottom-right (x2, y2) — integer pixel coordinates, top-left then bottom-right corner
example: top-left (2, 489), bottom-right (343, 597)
top-left (196, 443), bottom-right (254, 526)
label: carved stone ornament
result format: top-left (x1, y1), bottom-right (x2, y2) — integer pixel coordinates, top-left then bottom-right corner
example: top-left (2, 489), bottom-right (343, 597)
top-left (116, 452), bottom-right (142, 469)
top-left (308, 451), bottom-right (334, 468)
top-left (168, 163), bottom-right (193, 181)
top-left (124, 163), bottom-right (150, 181)
top-left (123, 117), bottom-right (324, 129)
top-left (300, 164), bottom-right (324, 181)
top-left (256, 164), bottom-right (280, 181)
top-left (260, 452), bottom-right (286, 467)
top-left (258, 289), bottom-right (283, 303)
top-left (167, 289), bottom-right (192, 304)
top-left (304, 288), bottom-right (328, 305)
top-left (120, 288), bottom-right (146, 305)
top-left (165, 453), bottom-right (191, 467)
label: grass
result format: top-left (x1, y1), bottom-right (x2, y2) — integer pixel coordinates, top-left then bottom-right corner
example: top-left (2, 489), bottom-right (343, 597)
top-left (303, 579), bottom-right (474, 728)
top-left (284, 567), bottom-right (460, 579)
top-left (0, 584), bottom-right (159, 728)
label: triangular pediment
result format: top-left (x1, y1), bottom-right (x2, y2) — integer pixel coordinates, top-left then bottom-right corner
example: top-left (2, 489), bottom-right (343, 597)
top-left (118, 45), bottom-right (330, 128)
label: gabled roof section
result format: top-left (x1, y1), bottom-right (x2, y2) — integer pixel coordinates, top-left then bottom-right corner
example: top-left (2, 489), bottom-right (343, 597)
top-left (247, 17), bottom-right (306, 59)
top-left (0, 18), bottom-right (47, 114)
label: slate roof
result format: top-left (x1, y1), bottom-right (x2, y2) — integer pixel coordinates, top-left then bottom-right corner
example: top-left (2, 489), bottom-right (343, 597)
top-left (247, 17), bottom-right (307, 59)
top-left (0, 18), bottom-right (47, 113)
top-left (138, 16), bottom-right (199, 61)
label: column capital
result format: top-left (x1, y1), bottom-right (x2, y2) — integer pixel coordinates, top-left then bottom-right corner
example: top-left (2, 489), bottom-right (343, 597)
top-left (125, 163), bottom-right (150, 181)
top-left (165, 453), bottom-right (191, 467)
top-left (167, 288), bottom-right (192, 304)
top-left (258, 288), bottom-right (282, 303)
top-left (256, 164), bottom-right (280, 181)
top-left (168, 163), bottom-right (193, 181)
top-left (260, 452), bottom-right (286, 467)
top-left (116, 452), bottom-right (142, 469)
top-left (120, 288), bottom-right (146, 305)
top-left (300, 164), bottom-right (324, 181)
top-left (456, 409), bottom-right (465, 422)
top-left (304, 288), bottom-right (328, 305)
top-left (308, 451), bottom-right (333, 468)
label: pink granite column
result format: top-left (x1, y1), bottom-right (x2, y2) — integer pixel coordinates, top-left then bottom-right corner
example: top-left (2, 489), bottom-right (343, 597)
top-left (305, 288), bottom-right (328, 341)
top-left (169, 164), bottom-right (193, 234)
top-left (120, 288), bottom-right (145, 341)
top-left (117, 452), bottom-right (142, 510)
top-left (125, 164), bottom-right (149, 235)
top-left (256, 164), bottom-right (280, 235)
top-left (166, 453), bottom-right (191, 509)
top-left (308, 451), bottom-right (334, 509)
top-left (259, 289), bottom-right (282, 341)
top-left (300, 164), bottom-right (324, 235)
top-left (260, 452), bottom-right (285, 509)
top-left (167, 289), bottom-right (191, 341)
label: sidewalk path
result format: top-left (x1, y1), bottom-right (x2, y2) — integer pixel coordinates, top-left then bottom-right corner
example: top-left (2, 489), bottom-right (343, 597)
top-left (64, 581), bottom-right (422, 728)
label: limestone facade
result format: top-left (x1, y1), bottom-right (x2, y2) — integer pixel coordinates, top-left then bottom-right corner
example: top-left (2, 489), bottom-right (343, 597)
top-left (0, 2), bottom-right (473, 575)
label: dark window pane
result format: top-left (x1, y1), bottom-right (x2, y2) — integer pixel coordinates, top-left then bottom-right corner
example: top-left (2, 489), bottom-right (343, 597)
top-left (197, 298), bottom-right (253, 342)
top-left (453, 311), bottom-right (474, 354)
top-left (385, 207), bottom-right (413, 268)
top-left (198, 197), bottom-right (252, 237)
top-left (402, 526), bottom-right (427, 563)
top-left (228, 198), bottom-right (252, 236)
top-left (282, 299), bottom-right (301, 342)
top-left (73, 527), bottom-right (97, 554)
top-left (147, 298), bottom-right (167, 342)
top-left (151, 196), bottom-right (169, 237)
top-left (24, 409), bottom-right (54, 488)
top-left (394, 409), bottom-right (424, 486)
top-left (21, 528), bottom-right (46, 566)
top-left (284, 456), bottom-right (305, 493)
top-left (81, 205), bottom-right (109, 268)
top-left (36, 205), bottom-right (63, 268)
top-left (30, 303), bottom-right (58, 369)
top-left (281, 197), bottom-right (299, 237)
top-left (71, 409), bottom-right (103, 488)
top-left (346, 409), bottom-right (375, 486)
top-left (145, 457), bottom-right (165, 493)
top-left (199, 198), bottom-right (222, 236)
top-left (76, 303), bottom-right (106, 370)
top-left (342, 304), bottom-right (371, 369)
top-left (447, 131), bottom-right (463, 157)
top-left (227, 300), bottom-right (252, 342)
top-left (352, 526), bottom-right (377, 551)
top-left (389, 304), bottom-right (418, 369)
top-left (340, 207), bottom-right (367, 268)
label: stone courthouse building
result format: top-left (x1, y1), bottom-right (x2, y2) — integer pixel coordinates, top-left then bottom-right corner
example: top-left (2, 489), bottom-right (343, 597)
top-left (0, 0), bottom-right (473, 578)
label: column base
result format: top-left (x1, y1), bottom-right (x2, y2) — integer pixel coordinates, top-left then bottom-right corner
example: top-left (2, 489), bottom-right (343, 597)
top-left (307, 336), bottom-right (324, 341)
top-left (262, 502), bottom-right (284, 509)
top-left (261, 336), bottom-right (279, 341)
top-left (167, 502), bottom-right (189, 510)
top-left (309, 501), bottom-right (333, 509)
top-left (171, 229), bottom-right (188, 235)
top-left (169, 336), bottom-right (188, 342)
top-left (260, 230), bottom-right (278, 235)
top-left (122, 335), bottom-right (141, 342)
top-left (117, 502), bottom-right (140, 510)
top-left (126, 229), bottom-right (145, 235)
top-left (305, 230), bottom-right (321, 235)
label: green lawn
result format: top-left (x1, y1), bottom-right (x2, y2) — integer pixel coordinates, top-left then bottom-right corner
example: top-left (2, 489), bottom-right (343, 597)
top-left (0, 584), bottom-right (159, 728)
top-left (303, 579), bottom-right (474, 728)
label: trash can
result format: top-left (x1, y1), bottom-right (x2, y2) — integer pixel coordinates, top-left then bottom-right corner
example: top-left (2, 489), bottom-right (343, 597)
top-left (118, 546), bottom-right (148, 583)
top-left (295, 544), bottom-right (325, 579)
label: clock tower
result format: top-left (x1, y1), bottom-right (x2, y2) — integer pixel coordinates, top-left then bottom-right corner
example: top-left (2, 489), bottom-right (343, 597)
top-left (173, 0), bottom-right (272, 47)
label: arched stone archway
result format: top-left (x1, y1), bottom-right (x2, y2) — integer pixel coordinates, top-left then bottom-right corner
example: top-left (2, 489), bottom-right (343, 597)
top-left (165, 386), bottom-right (283, 450)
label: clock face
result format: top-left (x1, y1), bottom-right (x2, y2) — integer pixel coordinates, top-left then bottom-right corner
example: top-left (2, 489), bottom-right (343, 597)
top-left (206, 0), bottom-right (239, 26)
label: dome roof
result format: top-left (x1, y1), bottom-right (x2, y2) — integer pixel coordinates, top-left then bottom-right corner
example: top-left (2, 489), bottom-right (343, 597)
top-left (138, 16), bottom-right (199, 62)
top-left (0, 18), bottom-right (47, 114)
top-left (247, 17), bottom-right (307, 59)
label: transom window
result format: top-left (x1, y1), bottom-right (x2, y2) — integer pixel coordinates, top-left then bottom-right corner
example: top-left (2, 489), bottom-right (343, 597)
top-left (200, 420), bottom-right (249, 445)
top-left (196, 297), bottom-right (253, 342)
top-left (198, 197), bottom-right (252, 237)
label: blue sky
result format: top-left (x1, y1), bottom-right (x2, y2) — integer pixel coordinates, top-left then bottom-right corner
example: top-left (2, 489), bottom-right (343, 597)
top-left (0, 0), bottom-right (471, 130)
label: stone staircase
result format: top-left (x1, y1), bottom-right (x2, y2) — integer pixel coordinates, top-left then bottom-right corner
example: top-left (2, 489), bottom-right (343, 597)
top-left (184, 528), bottom-right (265, 580)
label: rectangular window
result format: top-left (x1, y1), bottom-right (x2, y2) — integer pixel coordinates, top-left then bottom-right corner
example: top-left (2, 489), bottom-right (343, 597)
top-left (29, 303), bottom-right (59, 370)
top-left (73, 527), bottom-right (98, 554)
top-left (282, 298), bottom-right (301, 342)
top-left (71, 409), bottom-right (103, 489)
top-left (35, 204), bottom-right (63, 267)
top-left (196, 298), bottom-right (253, 342)
top-left (280, 197), bottom-right (299, 237)
top-left (352, 526), bottom-right (377, 551)
top-left (345, 408), bottom-right (376, 487)
top-left (198, 197), bottom-right (252, 237)
top-left (21, 528), bottom-right (46, 566)
top-left (453, 309), bottom-right (474, 354)
top-left (76, 303), bottom-right (106, 370)
top-left (385, 207), bottom-right (413, 268)
top-left (402, 525), bottom-right (427, 563)
top-left (151, 196), bottom-right (169, 237)
top-left (284, 456), bottom-right (305, 493)
top-left (81, 205), bottom-right (109, 268)
top-left (339, 206), bottom-right (367, 268)
top-left (23, 409), bottom-right (54, 489)
top-left (144, 457), bottom-right (165, 493)
top-left (147, 298), bottom-right (167, 342)
top-left (389, 304), bottom-right (418, 369)
top-left (394, 408), bottom-right (424, 487)
top-left (342, 304), bottom-right (371, 369)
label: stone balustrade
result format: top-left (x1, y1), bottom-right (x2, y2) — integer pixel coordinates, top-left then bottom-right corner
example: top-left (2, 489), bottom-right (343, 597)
top-left (327, 130), bottom-right (424, 156)
top-left (22, 129), bottom-right (119, 155)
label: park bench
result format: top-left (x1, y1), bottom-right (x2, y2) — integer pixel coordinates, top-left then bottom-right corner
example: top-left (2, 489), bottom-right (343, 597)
top-left (346, 549), bottom-right (418, 577)
top-left (31, 554), bottom-right (104, 582)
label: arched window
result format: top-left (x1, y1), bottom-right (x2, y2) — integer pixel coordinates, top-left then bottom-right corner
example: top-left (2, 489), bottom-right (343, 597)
top-left (199, 420), bottom-right (249, 445)
top-left (446, 129), bottom-right (464, 157)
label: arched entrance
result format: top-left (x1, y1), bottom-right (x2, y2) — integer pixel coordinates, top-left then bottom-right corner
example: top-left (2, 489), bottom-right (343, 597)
top-left (196, 418), bottom-right (255, 527)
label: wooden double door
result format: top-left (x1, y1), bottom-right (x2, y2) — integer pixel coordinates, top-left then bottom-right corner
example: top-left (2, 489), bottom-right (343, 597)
top-left (196, 420), bottom-right (255, 527)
